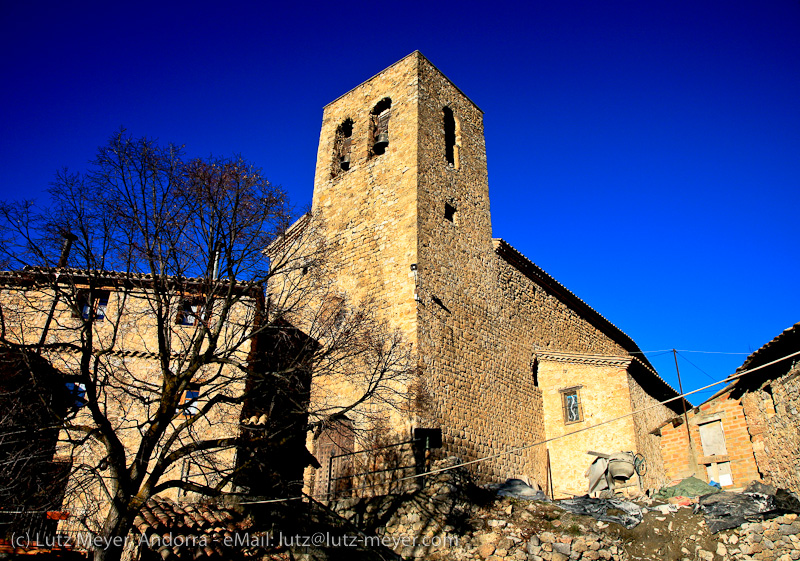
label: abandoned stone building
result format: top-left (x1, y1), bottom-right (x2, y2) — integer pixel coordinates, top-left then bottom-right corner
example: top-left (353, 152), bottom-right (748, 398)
top-left (657, 321), bottom-right (800, 492)
top-left (300, 51), bottom-right (686, 497)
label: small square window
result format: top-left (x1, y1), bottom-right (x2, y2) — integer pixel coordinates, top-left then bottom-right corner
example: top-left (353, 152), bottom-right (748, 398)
top-left (75, 290), bottom-right (110, 321)
top-left (66, 382), bottom-right (87, 408)
top-left (561, 387), bottom-right (583, 424)
top-left (178, 384), bottom-right (201, 417)
top-left (177, 298), bottom-right (206, 327)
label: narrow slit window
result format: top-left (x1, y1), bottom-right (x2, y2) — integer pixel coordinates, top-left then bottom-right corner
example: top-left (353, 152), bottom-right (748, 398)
top-left (332, 118), bottom-right (354, 177)
top-left (370, 98), bottom-right (392, 157)
top-left (444, 202), bottom-right (457, 223)
top-left (443, 106), bottom-right (460, 168)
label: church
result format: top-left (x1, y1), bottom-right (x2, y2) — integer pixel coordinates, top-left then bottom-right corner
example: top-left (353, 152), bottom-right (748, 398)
top-left (301, 51), bottom-right (686, 497)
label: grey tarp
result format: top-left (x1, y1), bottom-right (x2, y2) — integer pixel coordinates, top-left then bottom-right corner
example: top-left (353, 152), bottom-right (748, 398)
top-left (695, 484), bottom-right (800, 533)
top-left (556, 497), bottom-right (644, 529)
top-left (494, 479), bottom-right (550, 501)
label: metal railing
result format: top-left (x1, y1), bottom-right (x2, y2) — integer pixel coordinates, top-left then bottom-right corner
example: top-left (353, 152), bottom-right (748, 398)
top-left (326, 438), bottom-right (420, 499)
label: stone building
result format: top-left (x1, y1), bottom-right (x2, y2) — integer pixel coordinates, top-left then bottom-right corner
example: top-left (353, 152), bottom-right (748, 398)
top-left (0, 267), bottom-right (270, 540)
top-left (301, 51), bottom-right (686, 497)
top-left (657, 321), bottom-right (800, 491)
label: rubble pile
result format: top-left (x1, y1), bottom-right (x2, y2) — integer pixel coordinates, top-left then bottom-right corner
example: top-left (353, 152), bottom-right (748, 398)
top-left (327, 459), bottom-right (800, 561)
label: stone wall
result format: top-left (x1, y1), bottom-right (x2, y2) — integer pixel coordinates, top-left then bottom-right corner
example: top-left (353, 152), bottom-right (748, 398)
top-left (626, 371), bottom-right (682, 490)
top-left (741, 366), bottom-right (800, 492)
top-left (414, 54), bottom-right (547, 485)
top-left (0, 278), bottom-right (256, 533)
top-left (304, 52), bottom-right (681, 494)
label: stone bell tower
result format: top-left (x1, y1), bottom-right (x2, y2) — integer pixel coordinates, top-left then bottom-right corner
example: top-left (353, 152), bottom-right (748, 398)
top-left (311, 51), bottom-right (493, 342)
top-left (311, 52), bottom-right (544, 484)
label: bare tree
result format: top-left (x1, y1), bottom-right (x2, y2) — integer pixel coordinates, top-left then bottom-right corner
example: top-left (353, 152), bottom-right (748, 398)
top-left (0, 130), bottom-right (413, 561)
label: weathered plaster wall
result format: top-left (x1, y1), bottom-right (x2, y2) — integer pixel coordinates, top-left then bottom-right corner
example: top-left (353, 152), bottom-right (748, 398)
top-left (538, 357), bottom-right (637, 495)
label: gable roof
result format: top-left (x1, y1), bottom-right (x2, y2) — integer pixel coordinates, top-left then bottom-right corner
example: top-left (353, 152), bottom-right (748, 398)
top-left (492, 238), bottom-right (655, 371)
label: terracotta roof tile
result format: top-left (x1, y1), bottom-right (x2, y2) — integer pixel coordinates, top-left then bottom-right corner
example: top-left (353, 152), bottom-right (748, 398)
top-left (132, 496), bottom-right (287, 561)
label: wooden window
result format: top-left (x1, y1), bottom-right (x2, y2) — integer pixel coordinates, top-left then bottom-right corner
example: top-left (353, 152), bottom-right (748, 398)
top-left (561, 387), bottom-right (583, 424)
top-left (177, 297), bottom-right (207, 327)
top-left (75, 290), bottom-right (110, 321)
top-left (178, 384), bottom-right (201, 417)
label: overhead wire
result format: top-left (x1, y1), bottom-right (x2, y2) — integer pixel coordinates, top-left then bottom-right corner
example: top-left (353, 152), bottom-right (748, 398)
top-left (241, 348), bottom-right (800, 505)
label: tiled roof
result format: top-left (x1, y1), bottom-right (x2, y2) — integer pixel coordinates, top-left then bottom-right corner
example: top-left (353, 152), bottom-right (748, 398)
top-left (736, 321), bottom-right (800, 374)
top-left (132, 496), bottom-right (288, 560)
top-left (0, 267), bottom-right (262, 291)
top-left (492, 239), bottom-right (654, 370)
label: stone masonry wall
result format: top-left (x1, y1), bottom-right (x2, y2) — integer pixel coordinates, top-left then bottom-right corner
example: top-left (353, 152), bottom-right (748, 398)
top-left (626, 372), bottom-right (680, 490)
top-left (0, 281), bottom-right (253, 533)
top-left (305, 52), bottom-right (679, 494)
top-left (741, 366), bottom-right (800, 492)
top-left (414, 54), bottom-right (547, 485)
top-left (311, 54), bottom-right (419, 344)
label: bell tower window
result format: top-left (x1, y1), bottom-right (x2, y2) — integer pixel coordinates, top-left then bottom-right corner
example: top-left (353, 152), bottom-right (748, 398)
top-left (332, 118), bottom-right (354, 177)
top-left (443, 106), bottom-right (460, 168)
top-left (369, 98), bottom-right (392, 157)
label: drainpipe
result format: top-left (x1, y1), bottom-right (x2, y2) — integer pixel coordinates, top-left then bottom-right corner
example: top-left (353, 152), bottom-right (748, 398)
top-left (37, 232), bottom-right (77, 353)
top-left (212, 242), bottom-right (223, 281)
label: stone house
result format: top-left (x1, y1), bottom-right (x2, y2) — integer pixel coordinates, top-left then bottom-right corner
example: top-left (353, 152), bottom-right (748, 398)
top-left (656, 321), bottom-right (800, 492)
top-left (0, 267), bottom-right (276, 540)
top-left (299, 51), bottom-right (686, 497)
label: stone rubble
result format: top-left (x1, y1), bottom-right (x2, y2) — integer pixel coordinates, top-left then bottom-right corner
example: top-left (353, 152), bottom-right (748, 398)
top-left (329, 459), bottom-right (800, 561)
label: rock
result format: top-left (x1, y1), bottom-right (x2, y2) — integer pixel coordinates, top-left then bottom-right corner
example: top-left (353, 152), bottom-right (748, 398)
top-left (528, 535), bottom-right (540, 548)
top-left (539, 532), bottom-right (556, 544)
top-left (478, 533), bottom-right (500, 545)
top-left (551, 553), bottom-right (568, 561)
top-left (477, 542), bottom-right (496, 558)
top-left (731, 534), bottom-right (739, 544)
top-left (572, 538), bottom-right (588, 553)
top-left (697, 550), bottom-right (713, 561)
top-left (497, 537), bottom-right (514, 550)
top-left (781, 524), bottom-right (800, 536)
top-left (488, 519), bottom-right (506, 528)
top-left (717, 543), bottom-right (728, 557)
top-left (552, 542), bottom-right (570, 556)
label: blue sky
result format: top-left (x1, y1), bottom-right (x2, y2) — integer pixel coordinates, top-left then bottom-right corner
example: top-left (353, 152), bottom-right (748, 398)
top-left (2, 1), bottom-right (798, 402)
